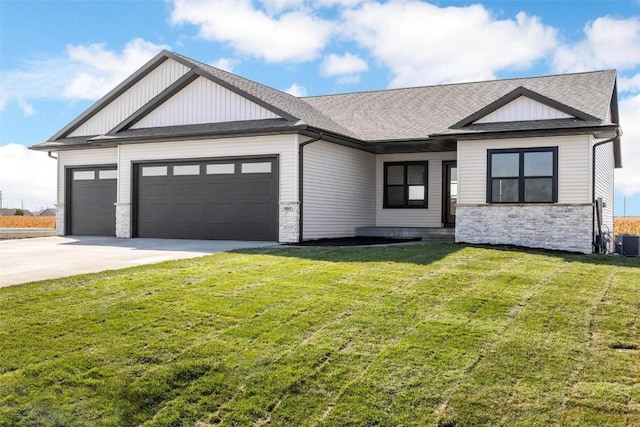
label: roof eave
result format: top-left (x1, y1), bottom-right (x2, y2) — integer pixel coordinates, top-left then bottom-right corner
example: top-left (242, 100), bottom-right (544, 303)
top-left (433, 124), bottom-right (619, 141)
top-left (32, 124), bottom-right (310, 151)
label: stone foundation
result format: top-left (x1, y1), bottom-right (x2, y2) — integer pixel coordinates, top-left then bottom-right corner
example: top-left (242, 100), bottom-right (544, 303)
top-left (279, 201), bottom-right (300, 243)
top-left (55, 204), bottom-right (65, 236)
top-left (115, 203), bottom-right (131, 238)
top-left (455, 204), bottom-right (593, 254)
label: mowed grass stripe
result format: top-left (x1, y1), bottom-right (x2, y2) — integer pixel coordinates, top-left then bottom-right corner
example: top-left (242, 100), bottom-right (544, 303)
top-left (0, 244), bottom-right (638, 426)
top-left (163, 246), bottom-right (471, 425)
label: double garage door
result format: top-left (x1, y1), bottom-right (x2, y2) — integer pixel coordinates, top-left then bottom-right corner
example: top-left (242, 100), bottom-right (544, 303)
top-left (67, 157), bottom-right (279, 241)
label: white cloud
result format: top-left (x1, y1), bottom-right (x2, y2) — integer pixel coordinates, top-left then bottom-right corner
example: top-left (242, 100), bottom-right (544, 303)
top-left (342, 2), bottom-right (557, 87)
top-left (316, 0), bottom-right (364, 6)
top-left (0, 57), bottom-right (75, 112)
top-left (284, 83), bottom-right (307, 96)
top-left (210, 57), bottom-right (237, 72)
top-left (261, 0), bottom-right (305, 12)
top-left (62, 38), bottom-right (168, 100)
top-left (619, 73), bottom-right (640, 94)
top-left (0, 38), bottom-right (167, 111)
top-left (617, 93), bottom-right (640, 196)
top-left (0, 144), bottom-right (56, 210)
top-left (17, 99), bottom-right (35, 117)
top-left (321, 52), bottom-right (368, 76)
top-left (171, 0), bottom-right (333, 63)
top-left (547, 15), bottom-right (640, 195)
top-left (553, 16), bottom-right (640, 73)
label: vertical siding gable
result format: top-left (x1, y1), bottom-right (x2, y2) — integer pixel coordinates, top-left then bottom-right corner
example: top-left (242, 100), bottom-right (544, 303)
top-left (130, 76), bottom-right (281, 129)
top-left (474, 96), bottom-right (573, 123)
top-left (69, 59), bottom-right (190, 137)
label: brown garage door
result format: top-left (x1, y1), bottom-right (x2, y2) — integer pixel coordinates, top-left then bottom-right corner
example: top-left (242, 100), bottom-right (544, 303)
top-left (134, 157), bottom-right (278, 240)
top-left (67, 167), bottom-right (117, 236)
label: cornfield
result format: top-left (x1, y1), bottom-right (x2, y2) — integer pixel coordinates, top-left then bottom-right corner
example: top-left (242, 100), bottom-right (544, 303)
top-left (614, 216), bottom-right (640, 238)
top-left (0, 216), bottom-right (55, 228)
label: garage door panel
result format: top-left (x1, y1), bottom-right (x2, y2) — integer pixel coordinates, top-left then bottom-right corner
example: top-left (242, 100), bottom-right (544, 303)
top-left (69, 168), bottom-right (117, 236)
top-left (136, 158), bottom-right (278, 240)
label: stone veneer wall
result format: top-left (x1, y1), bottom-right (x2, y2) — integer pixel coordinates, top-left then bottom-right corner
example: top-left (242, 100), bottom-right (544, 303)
top-left (55, 204), bottom-right (65, 236)
top-left (279, 201), bottom-right (300, 243)
top-left (115, 203), bottom-right (131, 238)
top-left (455, 204), bottom-right (593, 254)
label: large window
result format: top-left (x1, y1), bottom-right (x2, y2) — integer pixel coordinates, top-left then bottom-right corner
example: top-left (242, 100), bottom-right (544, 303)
top-left (487, 147), bottom-right (558, 203)
top-left (384, 162), bottom-right (428, 208)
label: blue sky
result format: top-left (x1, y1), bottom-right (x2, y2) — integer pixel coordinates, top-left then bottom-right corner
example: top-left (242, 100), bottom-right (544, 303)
top-left (0, 0), bottom-right (639, 214)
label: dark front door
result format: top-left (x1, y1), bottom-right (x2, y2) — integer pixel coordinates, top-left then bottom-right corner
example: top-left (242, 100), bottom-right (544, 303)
top-left (443, 161), bottom-right (457, 227)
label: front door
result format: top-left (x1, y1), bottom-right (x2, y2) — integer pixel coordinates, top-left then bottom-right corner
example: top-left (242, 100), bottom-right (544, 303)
top-left (443, 161), bottom-right (457, 227)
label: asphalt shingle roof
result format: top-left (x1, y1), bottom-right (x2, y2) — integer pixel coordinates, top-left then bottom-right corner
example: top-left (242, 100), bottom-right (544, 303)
top-left (32, 50), bottom-right (617, 151)
top-left (171, 52), bottom-right (360, 139)
top-left (302, 70), bottom-right (617, 141)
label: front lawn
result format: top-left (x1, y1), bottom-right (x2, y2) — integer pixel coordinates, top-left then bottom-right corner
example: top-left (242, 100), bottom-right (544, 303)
top-left (0, 244), bottom-right (638, 426)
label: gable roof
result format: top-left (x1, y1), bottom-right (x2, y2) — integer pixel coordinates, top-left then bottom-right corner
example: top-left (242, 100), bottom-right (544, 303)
top-left (302, 70), bottom-right (618, 141)
top-left (449, 86), bottom-right (599, 128)
top-left (32, 50), bottom-right (619, 155)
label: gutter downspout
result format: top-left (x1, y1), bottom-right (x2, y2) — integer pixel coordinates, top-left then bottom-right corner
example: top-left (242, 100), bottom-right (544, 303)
top-left (591, 129), bottom-right (620, 253)
top-left (47, 151), bottom-right (58, 160)
top-left (298, 133), bottom-right (323, 243)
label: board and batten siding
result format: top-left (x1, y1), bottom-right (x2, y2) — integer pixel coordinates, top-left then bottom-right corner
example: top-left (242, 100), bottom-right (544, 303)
top-left (594, 137), bottom-right (615, 233)
top-left (131, 77), bottom-right (280, 128)
top-left (376, 152), bottom-right (456, 227)
top-left (302, 141), bottom-right (375, 239)
top-left (117, 135), bottom-right (299, 204)
top-left (69, 59), bottom-right (190, 137)
top-left (457, 135), bottom-right (592, 205)
top-left (474, 96), bottom-right (572, 124)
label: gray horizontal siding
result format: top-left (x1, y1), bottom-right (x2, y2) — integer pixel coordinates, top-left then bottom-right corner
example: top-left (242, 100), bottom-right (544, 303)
top-left (376, 152), bottom-right (456, 227)
top-left (594, 138), bottom-right (615, 234)
top-left (303, 141), bottom-right (375, 239)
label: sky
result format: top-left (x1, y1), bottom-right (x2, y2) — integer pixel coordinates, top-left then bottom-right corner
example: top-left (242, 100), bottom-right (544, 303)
top-left (0, 0), bottom-right (639, 215)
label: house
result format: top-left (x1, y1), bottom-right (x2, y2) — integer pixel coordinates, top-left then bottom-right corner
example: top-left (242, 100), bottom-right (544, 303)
top-left (0, 209), bottom-right (33, 216)
top-left (30, 50), bottom-right (622, 254)
top-left (33, 208), bottom-right (56, 217)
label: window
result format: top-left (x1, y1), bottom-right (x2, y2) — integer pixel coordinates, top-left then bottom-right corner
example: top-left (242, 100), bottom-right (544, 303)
top-left (73, 171), bottom-right (95, 180)
top-left (487, 147), bottom-right (557, 203)
top-left (173, 165), bottom-right (200, 176)
top-left (242, 162), bottom-right (272, 174)
top-left (142, 166), bottom-right (168, 177)
top-left (98, 170), bottom-right (117, 180)
top-left (206, 164), bottom-right (235, 175)
top-left (384, 162), bottom-right (428, 208)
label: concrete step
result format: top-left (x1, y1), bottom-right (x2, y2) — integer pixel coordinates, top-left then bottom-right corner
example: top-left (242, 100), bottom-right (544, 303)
top-left (355, 227), bottom-right (455, 243)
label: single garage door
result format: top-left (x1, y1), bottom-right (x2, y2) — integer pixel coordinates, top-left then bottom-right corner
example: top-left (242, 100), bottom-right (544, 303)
top-left (67, 167), bottom-right (117, 236)
top-left (135, 157), bottom-right (279, 240)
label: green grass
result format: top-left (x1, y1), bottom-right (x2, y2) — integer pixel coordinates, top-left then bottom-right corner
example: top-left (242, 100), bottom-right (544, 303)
top-left (0, 244), bottom-right (638, 426)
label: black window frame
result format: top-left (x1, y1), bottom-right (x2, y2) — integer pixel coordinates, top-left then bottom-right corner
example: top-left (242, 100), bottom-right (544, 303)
top-left (486, 147), bottom-right (558, 204)
top-left (383, 161), bottom-right (429, 209)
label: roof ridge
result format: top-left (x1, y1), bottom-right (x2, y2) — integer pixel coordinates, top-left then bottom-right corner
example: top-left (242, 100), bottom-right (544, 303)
top-left (302, 69), bottom-right (617, 99)
top-left (172, 52), bottom-right (303, 101)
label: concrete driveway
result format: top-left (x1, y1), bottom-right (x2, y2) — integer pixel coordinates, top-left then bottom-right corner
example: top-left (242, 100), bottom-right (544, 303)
top-left (0, 236), bottom-right (278, 288)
